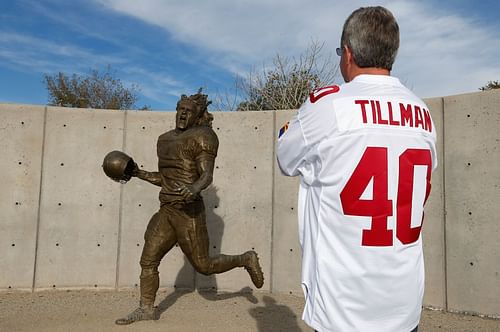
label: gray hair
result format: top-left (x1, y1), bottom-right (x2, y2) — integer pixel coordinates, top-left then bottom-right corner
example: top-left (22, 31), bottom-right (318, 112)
top-left (341, 6), bottom-right (399, 70)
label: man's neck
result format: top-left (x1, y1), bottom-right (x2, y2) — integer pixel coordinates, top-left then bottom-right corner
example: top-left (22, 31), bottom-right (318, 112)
top-left (349, 67), bottom-right (390, 81)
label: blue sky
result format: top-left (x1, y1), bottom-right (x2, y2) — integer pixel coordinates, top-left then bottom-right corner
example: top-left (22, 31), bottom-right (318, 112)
top-left (1, 0), bottom-right (499, 110)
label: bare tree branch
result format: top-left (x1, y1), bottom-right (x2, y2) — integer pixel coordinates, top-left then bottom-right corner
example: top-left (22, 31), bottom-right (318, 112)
top-left (225, 41), bottom-right (339, 111)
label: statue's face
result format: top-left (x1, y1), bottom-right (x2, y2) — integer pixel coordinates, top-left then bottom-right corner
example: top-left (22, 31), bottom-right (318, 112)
top-left (176, 100), bottom-right (199, 130)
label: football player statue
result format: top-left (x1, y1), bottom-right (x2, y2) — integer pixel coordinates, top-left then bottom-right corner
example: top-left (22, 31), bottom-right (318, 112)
top-left (105, 89), bottom-right (264, 325)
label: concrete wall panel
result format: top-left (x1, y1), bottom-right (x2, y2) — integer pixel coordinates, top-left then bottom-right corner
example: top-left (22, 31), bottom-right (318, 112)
top-left (421, 97), bottom-right (446, 308)
top-left (0, 104), bottom-right (45, 290)
top-left (444, 91), bottom-right (500, 316)
top-left (272, 110), bottom-right (303, 295)
top-left (35, 107), bottom-right (124, 288)
top-left (195, 111), bottom-right (274, 292)
top-left (119, 110), bottom-right (195, 290)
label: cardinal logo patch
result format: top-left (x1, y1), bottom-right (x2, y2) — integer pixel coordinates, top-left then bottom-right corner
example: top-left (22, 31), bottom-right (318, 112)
top-left (278, 121), bottom-right (289, 138)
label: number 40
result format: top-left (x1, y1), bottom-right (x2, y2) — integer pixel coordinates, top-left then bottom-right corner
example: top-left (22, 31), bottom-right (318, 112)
top-left (340, 147), bottom-right (432, 247)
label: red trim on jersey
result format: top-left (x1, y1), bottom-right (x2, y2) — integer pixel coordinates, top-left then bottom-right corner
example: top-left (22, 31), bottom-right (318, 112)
top-left (309, 85), bottom-right (340, 103)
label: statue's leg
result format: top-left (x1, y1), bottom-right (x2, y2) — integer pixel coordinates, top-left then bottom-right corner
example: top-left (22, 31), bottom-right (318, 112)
top-left (116, 208), bottom-right (177, 325)
top-left (140, 209), bottom-right (177, 305)
top-left (173, 201), bottom-right (264, 288)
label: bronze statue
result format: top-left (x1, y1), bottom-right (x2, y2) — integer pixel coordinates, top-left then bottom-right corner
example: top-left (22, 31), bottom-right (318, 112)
top-left (104, 90), bottom-right (264, 325)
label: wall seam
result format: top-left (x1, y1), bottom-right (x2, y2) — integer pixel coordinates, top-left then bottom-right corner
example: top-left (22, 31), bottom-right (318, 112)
top-left (115, 110), bottom-right (128, 289)
top-left (32, 105), bottom-right (48, 292)
top-left (269, 110), bottom-right (277, 293)
top-left (441, 97), bottom-right (448, 311)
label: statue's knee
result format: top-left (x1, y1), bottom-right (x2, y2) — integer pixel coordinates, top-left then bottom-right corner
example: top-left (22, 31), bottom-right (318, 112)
top-left (140, 258), bottom-right (159, 277)
top-left (140, 266), bottom-right (159, 279)
top-left (193, 258), bottom-right (212, 275)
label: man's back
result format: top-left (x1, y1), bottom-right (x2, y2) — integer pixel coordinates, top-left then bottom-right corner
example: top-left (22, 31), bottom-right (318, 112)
top-left (277, 74), bottom-right (437, 331)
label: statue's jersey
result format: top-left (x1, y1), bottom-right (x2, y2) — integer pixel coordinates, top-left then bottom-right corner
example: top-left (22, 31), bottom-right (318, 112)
top-left (277, 75), bottom-right (437, 332)
top-left (156, 126), bottom-right (218, 204)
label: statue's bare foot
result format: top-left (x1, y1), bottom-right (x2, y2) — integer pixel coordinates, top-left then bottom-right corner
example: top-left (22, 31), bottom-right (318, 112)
top-left (243, 251), bottom-right (264, 288)
top-left (115, 305), bottom-right (158, 325)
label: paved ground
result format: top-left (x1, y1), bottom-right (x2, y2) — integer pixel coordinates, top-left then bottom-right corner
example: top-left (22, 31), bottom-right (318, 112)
top-left (0, 289), bottom-right (498, 331)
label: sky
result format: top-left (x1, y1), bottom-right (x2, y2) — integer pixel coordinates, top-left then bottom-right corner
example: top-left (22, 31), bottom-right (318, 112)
top-left (1, 0), bottom-right (499, 111)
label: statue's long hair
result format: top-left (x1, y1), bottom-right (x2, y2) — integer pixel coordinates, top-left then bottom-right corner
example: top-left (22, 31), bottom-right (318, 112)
top-left (178, 88), bottom-right (214, 128)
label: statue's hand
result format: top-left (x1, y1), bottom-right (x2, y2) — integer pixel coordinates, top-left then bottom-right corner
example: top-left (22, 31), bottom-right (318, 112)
top-left (175, 183), bottom-right (199, 202)
top-left (130, 162), bottom-right (140, 177)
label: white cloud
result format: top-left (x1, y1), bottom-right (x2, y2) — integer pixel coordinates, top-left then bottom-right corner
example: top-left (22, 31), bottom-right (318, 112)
top-left (97, 0), bottom-right (500, 97)
top-left (121, 66), bottom-right (188, 104)
top-left (0, 32), bottom-right (126, 74)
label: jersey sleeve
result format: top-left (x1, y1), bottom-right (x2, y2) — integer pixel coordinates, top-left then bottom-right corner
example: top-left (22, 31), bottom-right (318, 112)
top-left (195, 127), bottom-right (219, 163)
top-left (277, 95), bottom-right (337, 177)
top-left (276, 113), bottom-right (308, 176)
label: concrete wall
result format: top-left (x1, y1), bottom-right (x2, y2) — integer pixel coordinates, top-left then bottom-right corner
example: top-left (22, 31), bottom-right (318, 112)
top-left (0, 90), bottom-right (498, 316)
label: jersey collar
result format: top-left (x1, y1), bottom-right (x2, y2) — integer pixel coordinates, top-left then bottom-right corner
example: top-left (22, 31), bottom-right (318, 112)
top-left (351, 74), bottom-right (402, 86)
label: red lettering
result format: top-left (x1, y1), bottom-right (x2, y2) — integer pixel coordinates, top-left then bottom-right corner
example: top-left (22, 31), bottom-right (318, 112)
top-left (370, 100), bottom-right (377, 124)
top-left (423, 108), bottom-right (432, 132)
top-left (355, 100), bottom-right (369, 123)
top-left (400, 103), bottom-right (413, 127)
top-left (388, 102), bottom-right (400, 126)
top-left (376, 100), bottom-right (388, 125)
top-left (414, 106), bottom-right (424, 129)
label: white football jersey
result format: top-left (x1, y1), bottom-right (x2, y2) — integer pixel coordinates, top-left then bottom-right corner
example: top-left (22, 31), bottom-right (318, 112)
top-left (277, 74), bottom-right (437, 332)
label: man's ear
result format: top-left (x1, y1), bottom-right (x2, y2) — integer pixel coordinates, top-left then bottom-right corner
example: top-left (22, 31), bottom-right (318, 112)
top-left (345, 46), bottom-right (354, 65)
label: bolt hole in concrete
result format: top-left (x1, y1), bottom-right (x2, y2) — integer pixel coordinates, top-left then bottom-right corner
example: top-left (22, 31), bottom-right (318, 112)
top-left (58, 203), bottom-right (62, 206)
top-left (11, 243), bottom-right (15, 247)
top-left (97, 244), bottom-right (101, 247)
top-left (21, 121), bottom-right (24, 125)
top-left (60, 163), bottom-right (64, 166)
top-left (63, 124), bottom-right (66, 127)
top-left (56, 243), bottom-right (59, 246)
top-left (18, 161), bottom-right (22, 165)
top-left (15, 202), bottom-right (20, 205)
top-left (138, 204), bottom-right (142, 207)
top-left (99, 203), bottom-right (103, 207)
top-left (142, 126), bottom-right (146, 130)
top-left (136, 243), bottom-right (140, 247)
top-left (467, 114), bottom-right (471, 118)
top-left (103, 126), bottom-right (107, 129)
top-left (470, 262), bottom-right (474, 266)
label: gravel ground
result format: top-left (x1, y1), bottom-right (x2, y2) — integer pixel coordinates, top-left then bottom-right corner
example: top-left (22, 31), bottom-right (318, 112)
top-left (0, 289), bottom-right (498, 332)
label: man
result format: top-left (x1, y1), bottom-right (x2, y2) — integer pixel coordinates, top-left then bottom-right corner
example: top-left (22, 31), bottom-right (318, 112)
top-left (277, 7), bottom-right (437, 332)
top-left (116, 90), bottom-right (264, 325)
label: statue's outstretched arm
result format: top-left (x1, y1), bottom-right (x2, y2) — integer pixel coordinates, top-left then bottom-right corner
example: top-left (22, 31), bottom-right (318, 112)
top-left (133, 164), bottom-right (162, 187)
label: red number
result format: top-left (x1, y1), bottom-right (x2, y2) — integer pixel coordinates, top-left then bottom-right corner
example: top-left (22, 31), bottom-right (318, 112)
top-left (397, 149), bottom-right (432, 244)
top-left (309, 85), bottom-right (340, 103)
top-left (340, 147), bottom-right (432, 246)
top-left (340, 147), bottom-right (393, 246)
